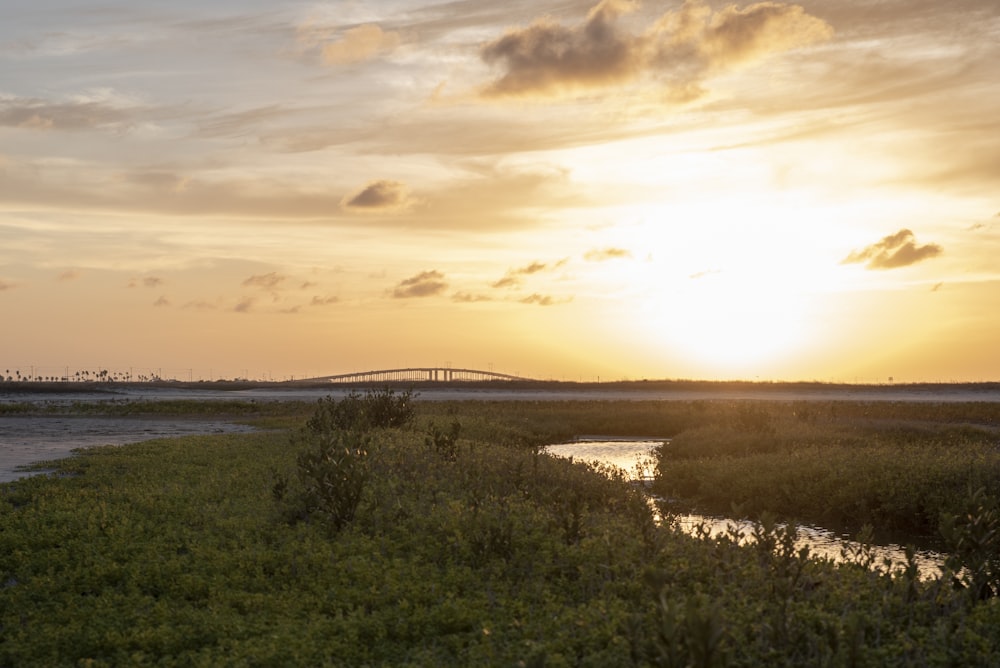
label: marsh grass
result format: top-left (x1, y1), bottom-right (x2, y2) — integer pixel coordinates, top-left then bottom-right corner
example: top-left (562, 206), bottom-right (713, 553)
top-left (3, 398), bottom-right (1000, 664)
top-left (651, 400), bottom-right (1000, 539)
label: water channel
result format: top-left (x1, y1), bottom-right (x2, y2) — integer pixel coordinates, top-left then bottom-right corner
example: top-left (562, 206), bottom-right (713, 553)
top-left (544, 438), bottom-right (948, 579)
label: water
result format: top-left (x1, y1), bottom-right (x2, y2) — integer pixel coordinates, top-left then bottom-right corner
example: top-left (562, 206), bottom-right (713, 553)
top-left (543, 439), bottom-right (947, 578)
top-left (0, 416), bottom-right (258, 483)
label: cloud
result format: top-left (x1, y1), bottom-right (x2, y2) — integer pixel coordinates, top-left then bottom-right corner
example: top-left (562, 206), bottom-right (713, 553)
top-left (584, 247), bottom-right (632, 261)
top-left (342, 180), bottom-right (412, 212)
top-left (519, 293), bottom-right (566, 306)
top-left (310, 295), bottom-right (340, 306)
top-left (480, 0), bottom-right (832, 99)
top-left (319, 24), bottom-right (401, 65)
top-left (0, 92), bottom-right (141, 132)
top-left (491, 259), bottom-right (565, 289)
top-left (491, 276), bottom-right (520, 289)
top-left (0, 279), bottom-right (15, 291)
top-left (129, 276), bottom-right (164, 288)
top-left (841, 229), bottom-right (943, 270)
top-left (234, 297), bottom-right (255, 313)
top-left (392, 270), bottom-right (448, 298)
top-left (242, 272), bottom-right (287, 290)
top-left (452, 292), bottom-right (493, 303)
top-left (57, 269), bottom-right (81, 281)
top-left (153, 296), bottom-right (171, 307)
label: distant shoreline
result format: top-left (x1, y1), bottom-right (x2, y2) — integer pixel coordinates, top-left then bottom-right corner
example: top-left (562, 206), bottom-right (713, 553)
top-left (3, 378), bottom-right (1000, 392)
top-left (2, 378), bottom-right (1000, 401)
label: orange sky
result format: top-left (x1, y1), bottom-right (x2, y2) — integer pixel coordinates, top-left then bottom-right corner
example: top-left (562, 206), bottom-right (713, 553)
top-left (1, 0), bottom-right (998, 382)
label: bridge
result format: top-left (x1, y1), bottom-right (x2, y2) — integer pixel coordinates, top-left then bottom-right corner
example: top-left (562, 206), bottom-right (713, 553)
top-left (307, 367), bottom-right (530, 384)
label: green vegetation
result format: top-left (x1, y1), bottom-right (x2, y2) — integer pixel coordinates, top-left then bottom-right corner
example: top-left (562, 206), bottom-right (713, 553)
top-left (3, 395), bottom-right (1000, 665)
top-left (651, 400), bottom-right (1000, 539)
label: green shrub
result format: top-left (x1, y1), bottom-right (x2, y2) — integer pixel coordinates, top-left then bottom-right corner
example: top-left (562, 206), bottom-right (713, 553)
top-left (940, 487), bottom-right (1000, 601)
top-left (424, 420), bottom-right (462, 462)
top-left (306, 387), bottom-right (416, 433)
top-left (286, 427), bottom-right (371, 530)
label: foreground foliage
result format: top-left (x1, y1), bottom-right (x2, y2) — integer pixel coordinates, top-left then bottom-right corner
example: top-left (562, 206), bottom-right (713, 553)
top-left (2, 398), bottom-right (1000, 665)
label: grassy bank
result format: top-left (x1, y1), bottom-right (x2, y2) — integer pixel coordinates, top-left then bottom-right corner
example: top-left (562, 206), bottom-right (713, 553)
top-left (3, 396), bottom-right (1000, 665)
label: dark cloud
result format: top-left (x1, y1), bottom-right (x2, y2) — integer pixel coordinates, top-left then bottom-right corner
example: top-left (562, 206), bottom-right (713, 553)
top-left (0, 279), bottom-right (15, 291)
top-left (310, 295), bottom-right (340, 306)
top-left (183, 300), bottom-right (217, 311)
top-left (242, 272), bottom-right (287, 290)
top-left (342, 180), bottom-right (410, 211)
top-left (930, 282), bottom-right (944, 292)
top-left (57, 269), bottom-right (81, 281)
top-left (841, 229), bottom-right (943, 270)
top-left (481, 0), bottom-right (640, 97)
top-left (153, 296), bottom-right (171, 307)
top-left (480, 0), bottom-right (832, 99)
top-left (392, 270), bottom-right (448, 298)
top-left (584, 247), bottom-right (632, 261)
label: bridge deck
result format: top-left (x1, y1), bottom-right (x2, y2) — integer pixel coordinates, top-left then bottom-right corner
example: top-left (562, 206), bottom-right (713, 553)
top-left (306, 367), bottom-right (528, 383)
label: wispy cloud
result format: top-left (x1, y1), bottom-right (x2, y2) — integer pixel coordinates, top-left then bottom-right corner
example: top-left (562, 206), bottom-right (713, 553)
top-left (491, 259), bottom-right (566, 288)
top-left (0, 279), bottom-right (15, 291)
top-left (153, 296), bottom-right (171, 307)
top-left (452, 292), bottom-right (493, 303)
top-left (129, 276), bottom-right (164, 288)
top-left (0, 90), bottom-right (146, 132)
top-left (584, 247), bottom-right (632, 261)
top-left (519, 293), bottom-right (571, 306)
top-left (392, 270), bottom-right (448, 298)
top-left (318, 24), bottom-right (402, 66)
top-left (57, 269), bottom-right (81, 282)
top-left (480, 0), bottom-right (832, 100)
top-left (310, 295), bottom-right (340, 306)
top-left (841, 229), bottom-right (943, 270)
top-left (242, 272), bottom-right (287, 290)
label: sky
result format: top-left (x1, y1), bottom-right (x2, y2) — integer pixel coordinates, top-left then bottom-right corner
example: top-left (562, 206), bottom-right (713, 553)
top-left (1, 0), bottom-right (998, 383)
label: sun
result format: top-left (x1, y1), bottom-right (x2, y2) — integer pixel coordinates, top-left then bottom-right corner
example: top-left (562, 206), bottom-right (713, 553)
top-left (637, 268), bottom-right (814, 377)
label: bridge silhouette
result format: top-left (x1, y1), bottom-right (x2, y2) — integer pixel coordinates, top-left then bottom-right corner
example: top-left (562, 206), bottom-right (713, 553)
top-left (306, 367), bottom-right (530, 384)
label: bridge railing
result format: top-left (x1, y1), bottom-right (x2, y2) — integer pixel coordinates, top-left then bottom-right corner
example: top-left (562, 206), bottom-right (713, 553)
top-left (307, 367), bottom-right (528, 383)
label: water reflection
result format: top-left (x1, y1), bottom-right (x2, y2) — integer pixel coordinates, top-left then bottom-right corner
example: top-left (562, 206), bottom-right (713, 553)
top-left (544, 438), bottom-right (947, 579)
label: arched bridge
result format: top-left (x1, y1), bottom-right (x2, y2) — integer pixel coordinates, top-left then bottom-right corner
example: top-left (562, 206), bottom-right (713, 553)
top-left (308, 367), bottom-right (530, 383)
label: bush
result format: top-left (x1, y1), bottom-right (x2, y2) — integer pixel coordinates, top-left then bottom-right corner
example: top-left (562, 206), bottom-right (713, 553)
top-left (284, 426), bottom-right (371, 530)
top-left (306, 387), bottom-right (416, 433)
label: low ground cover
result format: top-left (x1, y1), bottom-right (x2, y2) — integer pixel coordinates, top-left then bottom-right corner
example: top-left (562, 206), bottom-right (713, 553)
top-left (2, 395), bottom-right (1000, 665)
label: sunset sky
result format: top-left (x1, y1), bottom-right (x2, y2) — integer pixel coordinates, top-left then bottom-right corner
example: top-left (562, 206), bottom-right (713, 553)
top-left (1, 0), bottom-right (998, 382)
